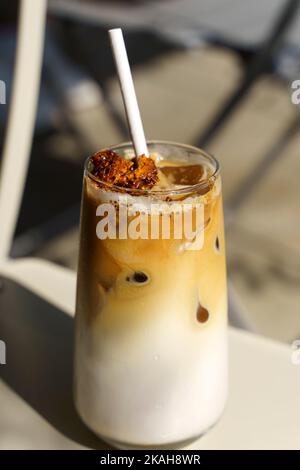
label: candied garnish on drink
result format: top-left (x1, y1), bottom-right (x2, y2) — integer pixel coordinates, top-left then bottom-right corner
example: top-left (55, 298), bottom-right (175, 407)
top-left (89, 149), bottom-right (158, 190)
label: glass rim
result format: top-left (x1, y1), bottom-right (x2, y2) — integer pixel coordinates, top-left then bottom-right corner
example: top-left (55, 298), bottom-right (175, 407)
top-left (84, 140), bottom-right (220, 196)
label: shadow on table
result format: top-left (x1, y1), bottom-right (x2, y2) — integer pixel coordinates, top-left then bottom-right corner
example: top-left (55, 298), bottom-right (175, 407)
top-left (0, 276), bottom-right (110, 449)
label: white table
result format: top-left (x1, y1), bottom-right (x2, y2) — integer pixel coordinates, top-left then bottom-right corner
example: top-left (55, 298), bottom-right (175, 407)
top-left (0, 258), bottom-right (299, 450)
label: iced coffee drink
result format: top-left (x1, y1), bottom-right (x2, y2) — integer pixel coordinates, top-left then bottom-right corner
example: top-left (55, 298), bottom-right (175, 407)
top-left (74, 141), bottom-right (228, 449)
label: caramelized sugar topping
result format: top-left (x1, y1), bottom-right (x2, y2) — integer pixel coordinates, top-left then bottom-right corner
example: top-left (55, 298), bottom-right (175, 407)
top-left (90, 150), bottom-right (158, 190)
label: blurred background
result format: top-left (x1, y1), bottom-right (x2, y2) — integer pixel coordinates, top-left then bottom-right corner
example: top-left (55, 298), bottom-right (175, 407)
top-left (1, 0), bottom-right (300, 342)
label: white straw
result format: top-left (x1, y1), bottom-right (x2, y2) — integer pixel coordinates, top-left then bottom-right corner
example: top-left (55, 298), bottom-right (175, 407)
top-left (109, 28), bottom-right (149, 157)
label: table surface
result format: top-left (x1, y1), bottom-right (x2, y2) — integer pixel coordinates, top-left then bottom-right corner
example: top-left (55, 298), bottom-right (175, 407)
top-left (0, 259), bottom-right (300, 450)
top-left (49, 0), bottom-right (300, 48)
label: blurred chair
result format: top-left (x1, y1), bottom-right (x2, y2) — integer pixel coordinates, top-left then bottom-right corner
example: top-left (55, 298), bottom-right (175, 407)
top-left (194, 0), bottom-right (300, 146)
top-left (46, 0), bottom-right (300, 330)
top-left (8, 0), bottom-right (300, 257)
